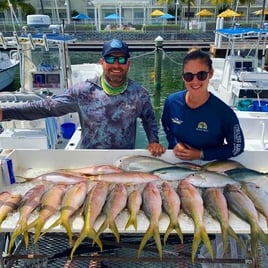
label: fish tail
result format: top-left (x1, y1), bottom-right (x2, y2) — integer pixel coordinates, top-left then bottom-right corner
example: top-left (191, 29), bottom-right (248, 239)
top-left (70, 227), bottom-right (103, 259)
top-left (138, 223), bottom-right (162, 259)
top-left (152, 224), bottom-right (162, 259)
top-left (95, 220), bottom-right (108, 242)
top-left (174, 222), bottom-right (183, 245)
top-left (40, 218), bottom-right (61, 238)
top-left (124, 213), bottom-right (137, 231)
top-left (192, 225), bottom-right (213, 264)
top-left (62, 220), bottom-right (73, 246)
top-left (226, 225), bottom-right (247, 253)
top-left (70, 227), bottom-right (88, 259)
top-left (137, 224), bottom-right (154, 258)
top-left (110, 221), bottom-right (120, 243)
top-left (8, 227), bottom-right (22, 253)
top-left (23, 229), bottom-right (29, 249)
top-left (164, 222), bottom-right (183, 245)
top-left (200, 226), bottom-right (214, 261)
top-left (163, 223), bottom-right (173, 245)
top-left (33, 221), bottom-right (45, 244)
top-left (251, 223), bottom-right (268, 258)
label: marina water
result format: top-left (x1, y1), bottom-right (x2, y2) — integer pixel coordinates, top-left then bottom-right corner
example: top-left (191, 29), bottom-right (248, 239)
top-left (11, 50), bottom-right (187, 149)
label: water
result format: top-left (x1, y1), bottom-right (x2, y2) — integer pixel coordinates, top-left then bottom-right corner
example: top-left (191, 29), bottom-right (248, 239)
top-left (11, 49), bottom-right (187, 149)
top-left (69, 50), bottom-right (186, 148)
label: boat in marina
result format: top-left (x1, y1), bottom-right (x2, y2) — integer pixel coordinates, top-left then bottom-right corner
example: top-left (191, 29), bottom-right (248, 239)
top-left (209, 26), bottom-right (268, 151)
top-left (0, 50), bottom-right (19, 91)
top-left (0, 14), bottom-right (102, 149)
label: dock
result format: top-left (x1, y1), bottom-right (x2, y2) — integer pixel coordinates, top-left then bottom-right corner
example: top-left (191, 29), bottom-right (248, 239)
top-left (67, 40), bottom-right (268, 59)
top-left (67, 40), bottom-right (214, 52)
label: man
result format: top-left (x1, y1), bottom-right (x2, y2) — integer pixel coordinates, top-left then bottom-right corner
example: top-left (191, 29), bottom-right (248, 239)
top-left (0, 39), bottom-right (165, 156)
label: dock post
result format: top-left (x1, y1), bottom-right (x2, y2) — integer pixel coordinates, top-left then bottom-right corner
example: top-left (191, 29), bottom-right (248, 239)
top-left (154, 36), bottom-right (163, 90)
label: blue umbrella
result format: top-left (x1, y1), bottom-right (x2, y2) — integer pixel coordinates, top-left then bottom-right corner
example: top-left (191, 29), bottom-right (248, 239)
top-left (104, 13), bottom-right (121, 20)
top-left (159, 13), bottom-right (175, 19)
top-left (72, 13), bottom-right (91, 20)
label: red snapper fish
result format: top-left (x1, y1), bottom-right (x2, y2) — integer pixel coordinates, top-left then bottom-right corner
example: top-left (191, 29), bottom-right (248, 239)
top-left (41, 182), bottom-right (88, 245)
top-left (125, 190), bottom-right (142, 231)
top-left (8, 184), bottom-right (47, 252)
top-left (71, 181), bottom-right (109, 259)
top-left (202, 187), bottom-right (246, 255)
top-left (177, 179), bottom-right (214, 263)
top-left (224, 183), bottom-right (268, 259)
top-left (23, 172), bottom-right (88, 185)
top-left (95, 183), bottom-right (128, 243)
top-left (59, 164), bottom-right (123, 175)
top-left (138, 182), bottom-right (162, 259)
top-left (27, 184), bottom-right (67, 243)
top-left (0, 191), bottom-right (12, 207)
top-left (0, 194), bottom-right (22, 231)
top-left (88, 171), bottom-right (160, 184)
top-left (161, 181), bottom-right (183, 245)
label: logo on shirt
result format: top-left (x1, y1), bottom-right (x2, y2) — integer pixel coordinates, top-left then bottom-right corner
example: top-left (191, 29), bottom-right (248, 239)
top-left (171, 117), bottom-right (183, 125)
top-left (196, 121), bottom-right (208, 132)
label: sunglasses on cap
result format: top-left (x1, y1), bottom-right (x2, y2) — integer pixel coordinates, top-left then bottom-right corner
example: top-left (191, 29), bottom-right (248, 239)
top-left (103, 56), bottom-right (128, 65)
top-left (182, 71), bottom-right (210, 82)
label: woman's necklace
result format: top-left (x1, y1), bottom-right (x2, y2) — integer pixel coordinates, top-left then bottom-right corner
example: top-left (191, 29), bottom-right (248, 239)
top-left (101, 76), bottom-right (128, 96)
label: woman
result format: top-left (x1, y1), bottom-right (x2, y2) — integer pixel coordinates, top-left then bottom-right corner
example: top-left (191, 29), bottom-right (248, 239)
top-left (161, 48), bottom-right (244, 161)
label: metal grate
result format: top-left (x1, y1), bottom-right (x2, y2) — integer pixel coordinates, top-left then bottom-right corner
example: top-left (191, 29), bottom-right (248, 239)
top-left (3, 233), bottom-right (203, 268)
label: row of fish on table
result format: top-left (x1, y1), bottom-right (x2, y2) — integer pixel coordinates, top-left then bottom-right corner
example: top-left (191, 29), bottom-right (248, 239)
top-left (1, 155), bottom-right (268, 263)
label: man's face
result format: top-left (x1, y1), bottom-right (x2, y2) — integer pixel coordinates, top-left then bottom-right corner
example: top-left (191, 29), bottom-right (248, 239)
top-left (100, 52), bottom-right (130, 87)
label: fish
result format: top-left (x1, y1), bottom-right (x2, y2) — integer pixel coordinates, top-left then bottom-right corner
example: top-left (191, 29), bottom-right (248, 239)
top-left (88, 171), bottom-right (160, 184)
top-left (202, 187), bottom-right (246, 255)
top-left (8, 184), bottom-right (47, 252)
top-left (138, 182), bottom-right (162, 259)
top-left (224, 168), bottom-right (268, 188)
top-left (240, 181), bottom-right (268, 226)
top-left (96, 183), bottom-right (128, 243)
top-left (70, 181), bottom-right (109, 259)
top-left (184, 171), bottom-right (238, 188)
top-left (41, 182), bottom-right (88, 245)
top-left (20, 171), bottom-right (89, 185)
top-left (0, 194), bottom-right (22, 231)
top-left (202, 159), bottom-right (245, 173)
top-left (223, 184), bottom-right (268, 259)
top-left (59, 164), bottom-right (123, 175)
top-left (0, 191), bottom-right (11, 207)
top-left (161, 181), bottom-right (183, 245)
top-left (177, 179), bottom-right (214, 263)
top-left (114, 155), bottom-right (175, 172)
top-left (27, 184), bottom-right (66, 243)
top-left (152, 166), bottom-right (197, 181)
top-left (125, 190), bottom-right (142, 231)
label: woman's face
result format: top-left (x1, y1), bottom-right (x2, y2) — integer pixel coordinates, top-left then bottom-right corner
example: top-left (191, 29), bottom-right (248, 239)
top-left (182, 58), bottom-right (213, 95)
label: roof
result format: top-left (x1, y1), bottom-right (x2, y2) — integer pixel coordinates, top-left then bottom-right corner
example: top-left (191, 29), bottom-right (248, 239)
top-left (215, 27), bottom-right (268, 39)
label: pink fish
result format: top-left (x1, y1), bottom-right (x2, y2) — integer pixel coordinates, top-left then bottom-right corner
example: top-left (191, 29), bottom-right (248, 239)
top-left (161, 181), bottom-right (183, 245)
top-left (125, 190), bottom-right (142, 231)
top-left (96, 183), bottom-right (128, 243)
top-left (70, 181), bottom-right (109, 258)
top-left (42, 182), bottom-right (88, 245)
top-left (138, 182), bottom-right (162, 259)
top-left (8, 184), bottom-right (47, 252)
top-left (27, 184), bottom-right (67, 243)
top-left (178, 179), bottom-right (214, 263)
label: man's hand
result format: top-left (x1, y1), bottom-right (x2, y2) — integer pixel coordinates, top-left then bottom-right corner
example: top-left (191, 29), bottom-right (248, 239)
top-left (147, 142), bottom-right (166, 157)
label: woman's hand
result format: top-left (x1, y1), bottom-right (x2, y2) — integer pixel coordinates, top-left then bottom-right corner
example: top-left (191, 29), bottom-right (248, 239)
top-left (147, 142), bottom-right (166, 157)
top-left (173, 143), bottom-right (202, 160)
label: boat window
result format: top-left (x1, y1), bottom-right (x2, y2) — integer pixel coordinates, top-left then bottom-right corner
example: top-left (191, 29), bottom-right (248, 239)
top-left (243, 61), bottom-right (253, 72)
top-left (235, 61), bottom-right (242, 71)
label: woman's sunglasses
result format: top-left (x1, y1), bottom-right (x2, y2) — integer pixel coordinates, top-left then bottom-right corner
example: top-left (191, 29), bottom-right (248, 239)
top-left (103, 56), bottom-right (128, 65)
top-left (182, 71), bottom-right (210, 82)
